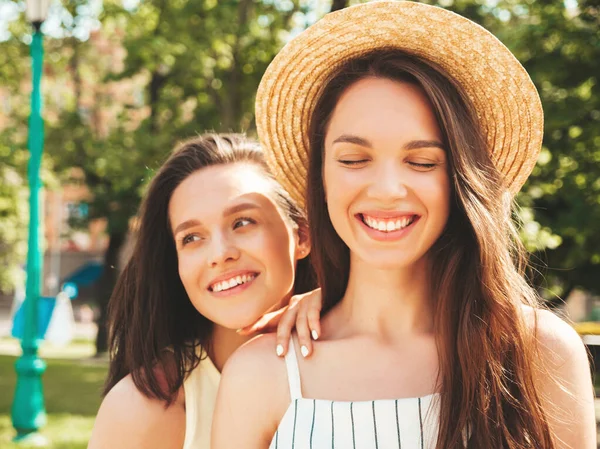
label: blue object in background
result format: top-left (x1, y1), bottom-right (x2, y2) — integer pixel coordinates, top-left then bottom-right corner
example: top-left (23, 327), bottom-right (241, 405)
top-left (11, 296), bottom-right (56, 340)
top-left (61, 261), bottom-right (103, 287)
top-left (61, 282), bottom-right (78, 299)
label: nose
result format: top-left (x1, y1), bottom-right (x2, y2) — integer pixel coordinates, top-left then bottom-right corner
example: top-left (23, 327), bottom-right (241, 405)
top-left (367, 162), bottom-right (408, 201)
top-left (206, 232), bottom-right (241, 268)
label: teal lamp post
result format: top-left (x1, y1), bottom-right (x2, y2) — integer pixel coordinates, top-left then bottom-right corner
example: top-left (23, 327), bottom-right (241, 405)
top-left (11, 0), bottom-right (51, 444)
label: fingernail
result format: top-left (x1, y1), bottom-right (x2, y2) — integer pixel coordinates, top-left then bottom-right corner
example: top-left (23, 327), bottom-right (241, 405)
top-left (236, 328), bottom-right (243, 334)
top-left (276, 344), bottom-right (284, 357)
top-left (311, 329), bottom-right (319, 340)
top-left (301, 345), bottom-right (309, 358)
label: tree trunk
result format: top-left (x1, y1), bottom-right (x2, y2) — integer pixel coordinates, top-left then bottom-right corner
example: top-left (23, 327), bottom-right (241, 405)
top-left (94, 231), bottom-right (126, 355)
top-left (330, 0), bottom-right (349, 12)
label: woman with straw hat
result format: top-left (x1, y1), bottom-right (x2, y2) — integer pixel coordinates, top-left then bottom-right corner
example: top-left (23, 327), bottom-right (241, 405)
top-left (212, 2), bottom-right (595, 448)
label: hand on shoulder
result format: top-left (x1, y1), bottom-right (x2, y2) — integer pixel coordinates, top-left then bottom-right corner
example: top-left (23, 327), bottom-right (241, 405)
top-left (87, 374), bottom-right (185, 449)
top-left (526, 307), bottom-right (596, 449)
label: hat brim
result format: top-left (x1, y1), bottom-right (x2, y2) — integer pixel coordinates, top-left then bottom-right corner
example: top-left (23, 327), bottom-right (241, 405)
top-left (256, 0), bottom-right (543, 208)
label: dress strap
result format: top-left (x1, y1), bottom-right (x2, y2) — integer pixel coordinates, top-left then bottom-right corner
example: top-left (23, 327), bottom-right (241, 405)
top-left (283, 335), bottom-right (303, 400)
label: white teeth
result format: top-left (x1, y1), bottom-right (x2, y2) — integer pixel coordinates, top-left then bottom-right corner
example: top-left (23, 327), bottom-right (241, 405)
top-left (363, 215), bottom-right (414, 233)
top-left (211, 274), bottom-right (256, 292)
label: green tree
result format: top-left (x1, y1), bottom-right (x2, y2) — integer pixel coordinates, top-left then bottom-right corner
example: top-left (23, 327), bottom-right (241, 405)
top-left (0, 135), bottom-right (28, 293)
top-left (44, 0), bottom-right (324, 353)
top-left (493, 0), bottom-right (600, 301)
top-left (0, 7), bottom-right (54, 293)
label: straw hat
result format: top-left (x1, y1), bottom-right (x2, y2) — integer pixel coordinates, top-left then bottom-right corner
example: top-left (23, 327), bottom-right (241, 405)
top-left (256, 0), bottom-right (543, 208)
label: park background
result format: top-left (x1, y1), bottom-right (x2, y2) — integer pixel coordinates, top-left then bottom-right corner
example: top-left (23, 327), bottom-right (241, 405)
top-left (0, 0), bottom-right (599, 447)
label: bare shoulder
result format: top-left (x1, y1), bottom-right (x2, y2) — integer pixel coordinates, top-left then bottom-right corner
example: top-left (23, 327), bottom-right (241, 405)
top-left (522, 305), bottom-right (588, 366)
top-left (220, 332), bottom-right (288, 404)
top-left (88, 374), bottom-right (185, 449)
top-left (227, 333), bottom-right (283, 369)
top-left (212, 333), bottom-right (290, 449)
top-left (522, 305), bottom-right (596, 449)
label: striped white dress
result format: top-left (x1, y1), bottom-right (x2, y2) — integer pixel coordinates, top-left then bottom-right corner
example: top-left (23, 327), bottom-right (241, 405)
top-left (269, 338), bottom-right (440, 449)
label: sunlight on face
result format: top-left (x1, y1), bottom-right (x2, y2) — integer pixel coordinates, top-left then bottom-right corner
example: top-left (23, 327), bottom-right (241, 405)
top-left (323, 77), bottom-right (451, 270)
top-left (169, 163), bottom-right (305, 330)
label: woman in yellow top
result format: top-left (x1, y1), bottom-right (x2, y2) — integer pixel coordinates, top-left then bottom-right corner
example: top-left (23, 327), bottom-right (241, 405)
top-left (88, 134), bottom-right (322, 449)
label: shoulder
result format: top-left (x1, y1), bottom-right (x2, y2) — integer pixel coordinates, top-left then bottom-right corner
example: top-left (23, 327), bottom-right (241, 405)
top-left (224, 333), bottom-right (284, 375)
top-left (219, 333), bottom-right (289, 406)
top-left (212, 333), bottom-right (290, 448)
top-left (523, 306), bottom-right (596, 448)
top-left (522, 306), bottom-right (588, 368)
top-left (88, 374), bottom-right (186, 449)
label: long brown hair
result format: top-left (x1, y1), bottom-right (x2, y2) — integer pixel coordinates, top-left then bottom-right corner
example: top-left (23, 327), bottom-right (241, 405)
top-left (307, 51), bottom-right (554, 448)
top-left (104, 134), bottom-right (316, 403)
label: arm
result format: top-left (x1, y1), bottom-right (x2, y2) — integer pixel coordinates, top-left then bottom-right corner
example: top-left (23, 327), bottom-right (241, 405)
top-left (533, 309), bottom-right (596, 449)
top-left (211, 334), bottom-right (290, 449)
top-left (87, 374), bottom-right (185, 449)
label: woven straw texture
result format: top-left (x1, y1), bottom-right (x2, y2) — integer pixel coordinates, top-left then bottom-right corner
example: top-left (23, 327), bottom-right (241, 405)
top-left (256, 0), bottom-right (544, 208)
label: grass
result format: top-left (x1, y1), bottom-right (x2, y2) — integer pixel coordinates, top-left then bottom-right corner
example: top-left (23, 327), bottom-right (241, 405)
top-left (0, 339), bottom-right (107, 449)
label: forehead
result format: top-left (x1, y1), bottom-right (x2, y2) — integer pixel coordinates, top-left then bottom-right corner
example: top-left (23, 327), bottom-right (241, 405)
top-left (327, 77), bottom-right (441, 141)
top-left (169, 163), bottom-right (275, 221)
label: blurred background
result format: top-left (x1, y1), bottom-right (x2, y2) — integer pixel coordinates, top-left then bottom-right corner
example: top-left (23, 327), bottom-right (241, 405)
top-left (0, 0), bottom-right (598, 447)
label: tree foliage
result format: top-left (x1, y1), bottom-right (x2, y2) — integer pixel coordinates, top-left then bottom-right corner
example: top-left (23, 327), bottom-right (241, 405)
top-left (0, 0), bottom-right (598, 349)
top-left (491, 0), bottom-right (600, 300)
top-left (39, 0), bottom-right (322, 352)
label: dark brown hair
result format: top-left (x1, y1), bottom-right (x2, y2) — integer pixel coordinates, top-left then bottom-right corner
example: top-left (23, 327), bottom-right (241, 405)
top-left (307, 51), bottom-right (554, 448)
top-left (104, 134), bottom-right (316, 403)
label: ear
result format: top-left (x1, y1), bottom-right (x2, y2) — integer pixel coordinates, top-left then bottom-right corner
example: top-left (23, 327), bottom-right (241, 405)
top-left (294, 224), bottom-right (311, 260)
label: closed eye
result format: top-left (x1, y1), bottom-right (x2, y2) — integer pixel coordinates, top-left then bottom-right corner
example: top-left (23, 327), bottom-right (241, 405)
top-left (233, 216), bottom-right (256, 230)
top-left (338, 159), bottom-right (369, 166)
top-left (408, 162), bottom-right (437, 170)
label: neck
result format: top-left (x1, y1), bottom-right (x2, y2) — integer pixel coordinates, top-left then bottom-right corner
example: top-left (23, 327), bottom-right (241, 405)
top-left (208, 325), bottom-right (251, 373)
top-left (207, 292), bottom-right (293, 372)
top-left (331, 254), bottom-right (434, 340)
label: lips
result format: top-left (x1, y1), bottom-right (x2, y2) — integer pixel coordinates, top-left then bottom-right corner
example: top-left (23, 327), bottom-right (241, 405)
top-left (355, 212), bottom-right (420, 242)
top-left (208, 271), bottom-right (259, 293)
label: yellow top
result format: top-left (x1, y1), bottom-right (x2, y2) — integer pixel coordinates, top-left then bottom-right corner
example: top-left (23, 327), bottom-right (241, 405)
top-left (182, 353), bottom-right (221, 449)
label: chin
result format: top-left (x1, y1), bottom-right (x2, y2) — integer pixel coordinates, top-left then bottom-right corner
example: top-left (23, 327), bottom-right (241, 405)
top-left (357, 250), bottom-right (418, 269)
top-left (219, 310), bottom-right (268, 332)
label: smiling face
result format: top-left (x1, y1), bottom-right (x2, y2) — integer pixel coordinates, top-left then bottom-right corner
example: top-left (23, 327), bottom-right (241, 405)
top-left (169, 163), bottom-right (308, 330)
top-left (323, 77), bottom-right (451, 270)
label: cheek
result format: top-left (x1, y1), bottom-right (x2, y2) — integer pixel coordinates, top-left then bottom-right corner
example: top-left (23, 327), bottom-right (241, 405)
top-left (251, 226), bottom-right (296, 288)
top-left (323, 162), bottom-right (357, 221)
top-left (421, 172), bottom-right (451, 226)
top-left (324, 161), bottom-right (358, 198)
top-left (177, 251), bottom-right (205, 292)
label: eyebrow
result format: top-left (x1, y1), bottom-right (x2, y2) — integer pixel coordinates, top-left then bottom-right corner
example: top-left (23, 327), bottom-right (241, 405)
top-left (404, 139), bottom-right (445, 151)
top-left (332, 134), bottom-right (445, 151)
top-left (173, 219), bottom-right (201, 237)
top-left (172, 202), bottom-right (261, 236)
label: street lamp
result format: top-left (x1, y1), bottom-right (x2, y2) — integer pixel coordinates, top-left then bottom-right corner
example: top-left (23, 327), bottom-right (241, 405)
top-left (11, 0), bottom-right (51, 444)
